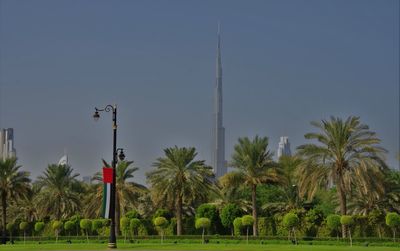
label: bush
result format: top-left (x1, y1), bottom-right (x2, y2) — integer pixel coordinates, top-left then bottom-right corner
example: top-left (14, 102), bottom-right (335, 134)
top-left (196, 204), bottom-right (220, 234)
top-left (326, 214), bottom-right (341, 238)
top-left (386, 212), bottom-right (400, 242)
top-left (241, 215), bottom-right (254, 244)
top-left (258, 217), bottom-right (268, 237)
top-left (64, 221), bottom-right (75, 236)
top-left (233, 217), bottom-right (243, 236)
top-left (220, 203), bottom-right (242, 236)
top-left (125, 209), bottom-right (141, 219)
top-left (80, 219), bottom-right (92, 242)
top-left (52, 221), bottom-right (63, 243)
top-left (92, 219), bottom-right (103, 236)
top-left (283, 212), bottom-right (299, 242)
top-left (341, 215), bottom-right (354, 246)
top-left (34, 222), bottom-right (45, 237)
top-left (195, 217), bottom-right (211, 244)
top-left (130, 218), bottom-right (141, 237)
top-left (153, 217), bottom-right (168, 243)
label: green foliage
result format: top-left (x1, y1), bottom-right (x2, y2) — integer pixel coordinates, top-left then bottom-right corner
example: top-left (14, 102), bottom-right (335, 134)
top-left (130, 218), bottom-right (141, 235)
top-left (19, 222), bottom-right (28, 231)
top-left (283, 213), bottom-right (299, 229)
top-left (340, 215), bottom-right (354, 226)
top-left (92, 219), bottom-right (103, 233)
top-left (6, 222), bottom-right (14, 232)
top-left (242, 215), bottom-right (255, 227)
top-left (153, 209), bottom-right (173, 220)
top-left (64, 221), bottom-right (74, 233)
top-left (153, 217), bottom-right (168, 228)
top-left (125, 209), bottom-right (141, 219)
top-left (196, 204), bottom-right (218, 222)
top-left (220, 203), bottom-right (242, 228)
top-left (233, 217), bottom-right (243, 236)
top-left (326, 214), bottom-right (341, 230)
top-left (386, 212), bottom-right (400, 228)
top-left (52, 221), bottom-right (63, 231)
top-left (34, 222), bottom-right (45, 233)
top-left (195, 217), bottom-right (211, 229)
top-left (257, 217), bottom-right (268, 236)
top-left (120, 216), bottom-right (130, 235)
top-left (80, 219), bottom-right (92, 231)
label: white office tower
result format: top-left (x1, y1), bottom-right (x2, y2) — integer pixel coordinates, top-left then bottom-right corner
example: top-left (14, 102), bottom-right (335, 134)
top-left (277, 136), bottom-right (291, 159)
top-left (0, 128), bottom-right (17, 160)
top-left (212, 24), bottom-right (227, 178)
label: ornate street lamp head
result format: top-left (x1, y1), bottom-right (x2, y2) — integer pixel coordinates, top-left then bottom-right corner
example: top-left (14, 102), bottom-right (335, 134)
top-left (118, 149), bottom-right (125, 161)
top-left (93, 111), bottom-right (100, 121)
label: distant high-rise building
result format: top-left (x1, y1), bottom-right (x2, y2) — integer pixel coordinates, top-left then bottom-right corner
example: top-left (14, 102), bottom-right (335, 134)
top-left (212, 23), bottom-right (227, 178)
top-left (277, 136), bottom-right (291, 159)
top-left (82, 176), bottom-right (92, 184)
top-left (0, 128), bottom-right (16, 160)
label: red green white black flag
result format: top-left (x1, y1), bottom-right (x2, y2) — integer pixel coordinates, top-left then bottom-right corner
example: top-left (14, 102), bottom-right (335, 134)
top-left (102, 167), bottom-right (113, 219)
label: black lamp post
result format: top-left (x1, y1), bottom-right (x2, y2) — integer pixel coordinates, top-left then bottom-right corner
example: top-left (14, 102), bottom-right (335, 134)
top-left (93, 104), bottom-right (123, 249)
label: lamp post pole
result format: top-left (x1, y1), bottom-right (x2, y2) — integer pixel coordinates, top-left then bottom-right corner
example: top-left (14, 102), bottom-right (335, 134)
top-left (93, 104), bottom-right (118, 249)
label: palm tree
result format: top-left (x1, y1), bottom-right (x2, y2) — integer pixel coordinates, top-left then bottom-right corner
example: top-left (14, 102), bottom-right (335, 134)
top-left (146, 146), bottom-right (214, 235)
top-left (87, 160), bottom-right (147, 233)
top-left (35, 164), bottom-right (81, 220)
top-left (297, 116), bottom-right (387, 237)
top-left (0, 158), bottom-right (31, 244)
top-left (224, 136), bottom-right (281, 236)
top-left (263, 156), bottom-right (304, 214)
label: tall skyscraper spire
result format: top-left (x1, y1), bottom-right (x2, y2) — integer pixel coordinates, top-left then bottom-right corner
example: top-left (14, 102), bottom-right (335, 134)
top-left (213, 23), bottom-right (226, 178)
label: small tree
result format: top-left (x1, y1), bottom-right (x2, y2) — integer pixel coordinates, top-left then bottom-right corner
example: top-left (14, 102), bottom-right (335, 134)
top-left (19, 222), bottom-right (29, 245)
top-left (153, 217), bottom-right (168, 244)
top-left (120, 217), bottom-right (130, 243)
top-left (6, 222), bottom-right (14, 243)
top-left (52, 221), bottom-right (63, 243)
top-left (64, 221), bottom-right (74, 237)
top-left (340, 215), bottom-right (354, 246)
top-left (195, 217), bottom-right (211, 244)
top-left (241, 215), bottom-right (254, 244)
top-left (80, 219), bottom-right (92, 243)
top-left (283, 212), bottom-right (299, 244)
top-left (233, 217), bottom-right (243, 236)
top-left (386, 212), bottom-right (400, 242)
top-left (130, 218), bottom-right (141, 239)
top-left (220, 203), bottom-right (242, 236)
top-left (92, 219), bottom-right (103, 239)
top-left (326, 214), bottom-right (341, 240)
top-left (34, 222), bottom-right (45, 241)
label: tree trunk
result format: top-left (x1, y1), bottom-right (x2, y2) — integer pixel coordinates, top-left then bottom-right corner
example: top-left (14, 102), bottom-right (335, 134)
top-left (293, 228), bottom-right (297, 244)
top-left (176, 195), bottom-right (183, 236)
top-left (393, 229), bottom-right (396, 242)
top-left (251, 184), bottom-right (258, 236)
top-left (348, 228), bottom-right (352, 246)
top-left (1, 192), bottom-right (7, 244)
top-left (24, 231), bottom-right (26, 245)
top-left (202, 228), bottom-right (205, 244)
top-left (337, 175), bottom-right (347, 238)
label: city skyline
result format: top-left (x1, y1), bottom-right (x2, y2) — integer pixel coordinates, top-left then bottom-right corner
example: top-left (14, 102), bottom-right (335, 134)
top-left (0, 1), bottom-right (398, 181)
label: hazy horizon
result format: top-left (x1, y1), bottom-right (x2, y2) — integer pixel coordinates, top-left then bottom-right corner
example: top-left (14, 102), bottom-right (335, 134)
top-left (0, 0), bottom-right (398, 183)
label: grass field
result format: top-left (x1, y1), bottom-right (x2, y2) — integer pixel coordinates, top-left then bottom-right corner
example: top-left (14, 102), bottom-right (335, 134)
top-left (0, 243), bottom-right (399, 251)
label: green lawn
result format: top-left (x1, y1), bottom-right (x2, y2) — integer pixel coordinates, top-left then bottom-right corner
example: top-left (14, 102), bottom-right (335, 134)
top-left (0, 243), bottom-right (399, 251)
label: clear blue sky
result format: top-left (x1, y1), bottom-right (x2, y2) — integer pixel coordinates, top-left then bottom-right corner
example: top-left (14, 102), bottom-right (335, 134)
top-left (0, 0), bottom-right (398, 182)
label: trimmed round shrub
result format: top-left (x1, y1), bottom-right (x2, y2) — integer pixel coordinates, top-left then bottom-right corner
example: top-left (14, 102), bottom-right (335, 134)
top-left (195, 217), bottom-right (211, 230)
top-left (6, 222), bottom-right (14, 232)
top-left (233, 217), bottom-right (243, 236)
top-left (283, 212), bottom-right (299, 229)
top-left (19, 222), bottom-right (28, 231)
top-left (34, 222), bottom-right (45, 233)
top-left (241, 215), bottom-right (254, 227)
top-left (153, 216), bottom-right (168, 228)
top-left (64, 220), bottom-right (75, 235)
top-left (130, 218), bottom-right (141, 236)
top-left (340, 215), bottom-right (354, 226)
top-left (327, 214), bottom-right (341, 230)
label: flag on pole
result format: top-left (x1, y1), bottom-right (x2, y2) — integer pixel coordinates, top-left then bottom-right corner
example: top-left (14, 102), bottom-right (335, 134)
top-left (102, 167), bottom-right (113, 219)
